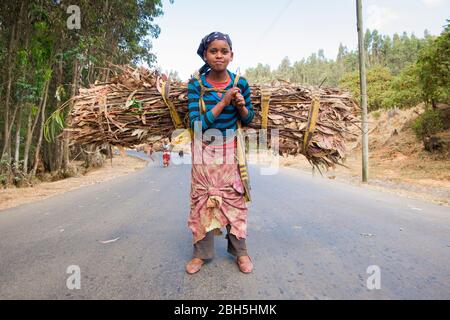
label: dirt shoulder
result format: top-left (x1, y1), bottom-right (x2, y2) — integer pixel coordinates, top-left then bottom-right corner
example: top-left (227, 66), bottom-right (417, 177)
top-left (280, 154), bottom-right (450, 207)
top-left (280, 105), bottom-right (450, 207)
top-left (0, 154), bottom-right (148, 212)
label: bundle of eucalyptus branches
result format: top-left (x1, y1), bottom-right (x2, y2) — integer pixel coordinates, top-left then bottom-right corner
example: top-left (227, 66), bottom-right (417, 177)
top-left (60, 65), bottom-right (359, 169)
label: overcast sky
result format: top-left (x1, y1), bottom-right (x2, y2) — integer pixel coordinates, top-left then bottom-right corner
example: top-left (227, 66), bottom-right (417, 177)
top-left (150, 0), bottom-right (450, 80)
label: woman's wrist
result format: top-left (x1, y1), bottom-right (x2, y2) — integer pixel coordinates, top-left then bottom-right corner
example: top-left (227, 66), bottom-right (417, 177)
top-left (237, 105), bottom-right (248, 118)
top-left (236, 104), bottom-right (246, 112)
top-left (212, 100), bottom-right (227, 118)
top-left (218, 100), bottom-right (228, 108)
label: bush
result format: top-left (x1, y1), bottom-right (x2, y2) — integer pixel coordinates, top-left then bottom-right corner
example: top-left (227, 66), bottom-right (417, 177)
top-left (412, 108), bottom-right (445, 139)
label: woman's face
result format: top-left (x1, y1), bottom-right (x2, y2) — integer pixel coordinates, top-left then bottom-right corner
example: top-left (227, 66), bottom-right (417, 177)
top-left (203, 40), bottom-right (233, 72)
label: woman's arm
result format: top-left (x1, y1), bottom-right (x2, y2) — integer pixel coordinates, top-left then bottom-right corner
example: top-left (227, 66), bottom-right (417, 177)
top-left (211, 87), bottom-right (240, 118)
top-left (188, 80), bottom-right (241, 129)
top-left (234, 95), bottom-right (249, 119)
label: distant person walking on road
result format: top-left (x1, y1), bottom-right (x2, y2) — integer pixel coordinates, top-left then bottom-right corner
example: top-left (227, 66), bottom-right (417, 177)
top-left (145, 144), bottom-right (154, 161)
top-left (162, 145), bottom-right (170, 167)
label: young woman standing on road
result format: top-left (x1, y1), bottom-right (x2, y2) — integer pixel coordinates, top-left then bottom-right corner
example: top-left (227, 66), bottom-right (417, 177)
top-left (186, 32), bottom-right (255, 274)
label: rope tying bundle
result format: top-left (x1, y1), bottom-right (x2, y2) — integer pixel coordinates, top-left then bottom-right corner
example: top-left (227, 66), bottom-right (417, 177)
top-left (302, 90), bottom-right (321, 154)
top-left (158, 77), bottom-right (184, 129)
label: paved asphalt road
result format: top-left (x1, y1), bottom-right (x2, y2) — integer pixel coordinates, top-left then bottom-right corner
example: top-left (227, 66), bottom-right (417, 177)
top-left (0, 151), bottom-right (449, 299)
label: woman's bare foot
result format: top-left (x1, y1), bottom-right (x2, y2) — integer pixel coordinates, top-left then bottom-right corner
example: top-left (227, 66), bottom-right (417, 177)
top-left (185, 258), bottom-right (204, 274)
top-left (237, 255), bottom-right (253, 273)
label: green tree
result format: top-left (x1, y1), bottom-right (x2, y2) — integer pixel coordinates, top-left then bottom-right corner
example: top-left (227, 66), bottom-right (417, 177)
top-left (412, 108), bottom-right (444, 139)
top-left (245, 63), bottom-right (273, 84)
top-left (382, 63), bottom-right (423, 109)
top-left (339, 66), bottom-right (393, 111)
top-left (244, 22), bottom-right (445, 114)
top-left (417, 21), bottom-right (450, 106)
top-left (0, 0), bottom-right (170, 186)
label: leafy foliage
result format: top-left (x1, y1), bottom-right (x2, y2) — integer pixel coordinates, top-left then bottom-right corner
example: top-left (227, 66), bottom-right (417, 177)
top-left (0, 0), bottom-right (171, 179)
top-left (245, 29), bottom-right (429, 87)
top-left (245, 24), bottom-right (449, 115)
top-left (339, 66), bottom-right (393, 112)
top-left (417, 21), bottom-right (450, 106)
top-left (412, 108), bottom-right (445, 139)
top-left (382, 63), bottom-right (422, 109)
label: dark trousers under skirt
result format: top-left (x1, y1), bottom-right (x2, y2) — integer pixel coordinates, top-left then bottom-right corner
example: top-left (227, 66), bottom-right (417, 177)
top-left (193, 225), bottom-right (248, 260)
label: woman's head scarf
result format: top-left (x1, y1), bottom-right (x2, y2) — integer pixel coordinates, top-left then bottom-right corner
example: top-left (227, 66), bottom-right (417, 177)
top-left (197, 32), bottom-right (232, 74)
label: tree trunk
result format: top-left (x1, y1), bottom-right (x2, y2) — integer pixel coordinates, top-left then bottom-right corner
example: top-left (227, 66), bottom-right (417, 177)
top-left (22, 109), bottom-right (33, 174)
top-left (13, 105), bottom-right (22, 166)
top-left (62, 58), bottom-right (79, 171)
top-left (30, 80), bottom-right (50, 178)
top-left (1, 22), bottom-right (16, 161)
top-left (23, 73), bottom-right (49, 175)
top-left (3, 104), bottom-right (21, 159)
top-left (53, 51), bottom-right (69, 172)
top-left (43, 138), bottom-right (62, 172)
top-left (1, 0), bottom-right (25, 161)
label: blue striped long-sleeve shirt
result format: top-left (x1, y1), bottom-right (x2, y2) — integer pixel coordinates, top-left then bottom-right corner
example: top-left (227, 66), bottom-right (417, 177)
top-left (187, 70), bottom-right (254, 135)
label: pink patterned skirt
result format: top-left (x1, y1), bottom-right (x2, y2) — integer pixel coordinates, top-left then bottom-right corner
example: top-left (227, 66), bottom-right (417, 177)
top-left (188, 138), bottom-right (248, 244)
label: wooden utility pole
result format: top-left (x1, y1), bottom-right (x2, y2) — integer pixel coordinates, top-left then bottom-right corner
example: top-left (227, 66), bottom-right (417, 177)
top-left (356, 0), bottom-right (369, 182)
